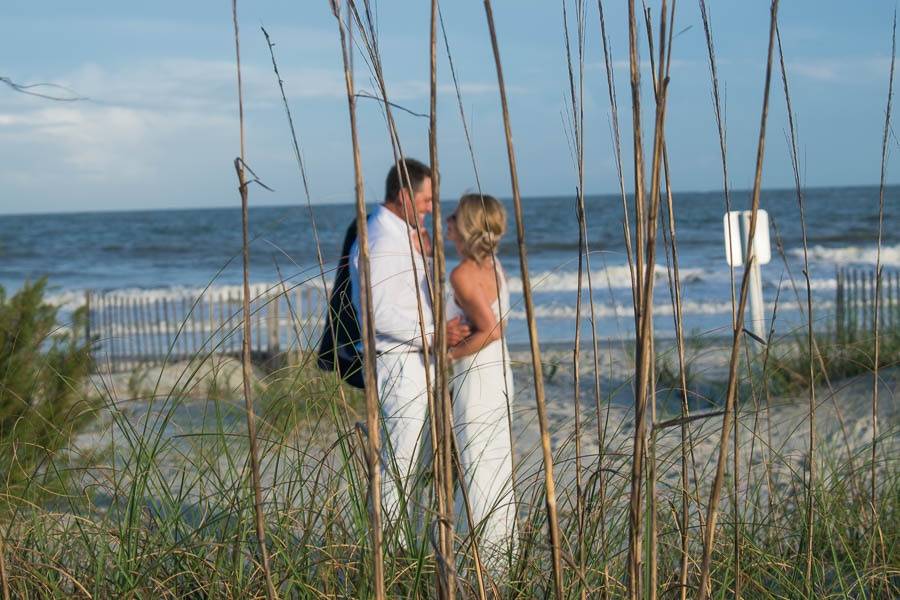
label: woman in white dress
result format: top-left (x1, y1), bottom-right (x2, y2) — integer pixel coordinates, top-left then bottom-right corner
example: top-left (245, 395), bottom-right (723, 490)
top-left (445, 193), bottom-right (516, 565)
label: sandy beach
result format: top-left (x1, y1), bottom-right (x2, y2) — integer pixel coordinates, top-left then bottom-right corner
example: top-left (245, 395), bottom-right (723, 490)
top-left (508, 343), bottom-right (899, 510)
top-left (76, 339), bottom-right (899, 516)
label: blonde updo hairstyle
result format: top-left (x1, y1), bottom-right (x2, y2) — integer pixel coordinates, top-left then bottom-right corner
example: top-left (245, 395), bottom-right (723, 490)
top-left (453, 193), bottom-right (507, 264)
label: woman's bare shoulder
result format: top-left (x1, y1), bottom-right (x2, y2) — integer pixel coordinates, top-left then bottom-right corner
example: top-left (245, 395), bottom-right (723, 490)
top-left (450, 261), bottom-right (479, 294)
top-left (451, 260), bottom-right (477, 278)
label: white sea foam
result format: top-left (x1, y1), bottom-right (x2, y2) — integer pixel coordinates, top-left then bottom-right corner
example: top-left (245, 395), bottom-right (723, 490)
top-left (45, 267), bottom-right (840, 316)
top-left (508, 299), bottom-right (834, 320)
top-left (794, 243), bottom-right (900, 267)
top-left (805, 278), bottom-right (838, 290)
top-left (506, 264), bottom-right (707, 292)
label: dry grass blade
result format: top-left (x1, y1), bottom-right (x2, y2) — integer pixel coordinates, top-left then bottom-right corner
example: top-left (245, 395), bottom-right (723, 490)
top-left (697, 2), bottom-right (780, 599)
top-left (483, 1), bottom-right (564, 597)
top-left (230, 2), bottom-right (277, 598)
top-left (344, 2), bottom-right (459, 590)
top-left (697, 0), bottom-right (737, 326)
top-left (438, 10), bottom-right (522, 584)
top-left (627, 0), bottom-right (674, 597)
top-left (641, 4), bottom-right (679, 597)
top-left (561, 0), bottom-right (589, 591)
top-left (697, 2), bottom-right (744, 591)
top-left (594, 5), bottom-right (627, 593)
top-left (868, 11), bottom-right (895, 596)
top-left (872, 8), bottom-right (895, 519)
top-left (427, 3), bottom-right (455, 595)
top-left (351, 1), bottom-right (487, 594)
top-left (330, 2), bottom-right (384, 597)
top-left (642, 3), bottom-right (698, 597)
top-left (625, 2), bottom-right (647, 596)
top-left (430, 1), bottom-right (484, 597)
top-left (259, 25), bottom-right (357, 432)
top-left (774, 21), bottom-right (817, 595)
top-left (428, 3), bottom-right (457, 595)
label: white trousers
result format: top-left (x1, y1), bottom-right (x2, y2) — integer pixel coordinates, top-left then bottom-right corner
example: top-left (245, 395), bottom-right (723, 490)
top-left (375, 350), bottom-right (431, 526)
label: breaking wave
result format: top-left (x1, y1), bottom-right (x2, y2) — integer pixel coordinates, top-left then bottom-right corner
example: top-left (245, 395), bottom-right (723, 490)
top-left (794, 243), bottom-right (900, 267)
top-left (508, 299), bottom-right (833, 320)
top-left (506, 265), bottom-right (706, 292)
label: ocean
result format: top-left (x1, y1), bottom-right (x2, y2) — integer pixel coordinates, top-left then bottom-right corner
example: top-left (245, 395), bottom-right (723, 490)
top-left (2, 185), bottom-right (898, 346)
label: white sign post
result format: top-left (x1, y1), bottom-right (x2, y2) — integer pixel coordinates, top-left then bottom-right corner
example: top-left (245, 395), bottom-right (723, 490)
top-left (724, 209), bottom-right (771, 342)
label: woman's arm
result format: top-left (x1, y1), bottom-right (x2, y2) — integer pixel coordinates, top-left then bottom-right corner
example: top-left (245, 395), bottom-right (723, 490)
top-left (448, 267), bottom-right (503, 360)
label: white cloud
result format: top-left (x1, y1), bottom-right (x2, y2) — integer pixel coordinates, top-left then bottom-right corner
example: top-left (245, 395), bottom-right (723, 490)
top-left (0, 53), bottom-right (520, 209)
top-left (14, 58), bottom-right (507, 115)
top-left (0, 59), bottom-right (337, 187)
top-left (786, 56), bottom-right (892, 83)
top-left (0, 102), bottom-right (232, 184)
top-left (62, 59), bottom-right (345, 110)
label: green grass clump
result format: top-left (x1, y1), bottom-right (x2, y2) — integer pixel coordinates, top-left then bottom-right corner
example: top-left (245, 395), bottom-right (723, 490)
top-left (0, 279), bottom-right (96, 505)
top-left (0, 290), bottom-right (896, 598)
top-left (767, 326), bottom-right (900, 396)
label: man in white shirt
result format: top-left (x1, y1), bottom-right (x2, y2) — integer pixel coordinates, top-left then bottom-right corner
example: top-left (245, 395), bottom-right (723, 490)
top-left (349, 158), bottom-right (469, 527)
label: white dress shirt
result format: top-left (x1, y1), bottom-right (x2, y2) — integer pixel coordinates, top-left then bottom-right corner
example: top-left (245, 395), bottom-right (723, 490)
top-left (349, 204), bottom-right (434, 353)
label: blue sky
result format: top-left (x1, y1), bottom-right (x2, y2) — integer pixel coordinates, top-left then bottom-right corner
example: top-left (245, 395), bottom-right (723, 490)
top-left (0, 1), bottom-right (897, 214)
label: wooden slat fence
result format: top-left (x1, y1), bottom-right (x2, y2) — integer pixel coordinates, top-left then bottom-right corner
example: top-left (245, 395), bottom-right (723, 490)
top-left (85, 283), bottom-right (327, 372)
top-left (834, 266), bottom-right (900, 343)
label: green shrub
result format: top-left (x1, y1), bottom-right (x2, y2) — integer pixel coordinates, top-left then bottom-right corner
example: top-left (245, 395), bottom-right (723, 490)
top-left (0, 279), bottom-right (95, 504)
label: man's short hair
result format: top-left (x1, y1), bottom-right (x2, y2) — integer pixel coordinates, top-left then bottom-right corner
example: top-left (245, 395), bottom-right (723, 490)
top-left (385, 158), bottom-right (432, 203)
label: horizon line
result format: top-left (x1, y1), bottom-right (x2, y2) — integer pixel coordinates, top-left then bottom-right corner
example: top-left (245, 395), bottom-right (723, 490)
top-left (3, 181), bottom-right (896, 218)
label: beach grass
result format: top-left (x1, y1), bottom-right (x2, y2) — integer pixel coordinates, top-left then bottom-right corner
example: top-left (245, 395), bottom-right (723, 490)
top-left (3, 0), bottom-right (900, 598)
top-left (0, 290), bottom-right (898, 597)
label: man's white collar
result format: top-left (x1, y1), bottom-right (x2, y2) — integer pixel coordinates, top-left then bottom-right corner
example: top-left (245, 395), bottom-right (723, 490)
top-left (377, 203), bottom-right (415, 234)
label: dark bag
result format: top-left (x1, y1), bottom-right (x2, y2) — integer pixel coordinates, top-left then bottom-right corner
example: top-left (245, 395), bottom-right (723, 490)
top-left (317, 219), bottom-right (365, 389)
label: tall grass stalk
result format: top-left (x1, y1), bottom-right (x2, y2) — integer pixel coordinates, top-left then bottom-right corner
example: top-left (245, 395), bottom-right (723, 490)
top-left (437, 10), bottom-right (521, 590)
top-left (697, 0), bottom-right (738, 328)
top-left (260, 29), bottom-right (373, 597)
top-left (873, 7), bottom-right (896, 526)
top-left (260, 26), bottom-right (357, 428)
top-left (430, 1), bottom-right (486, 596)
top-left (331, 2), bottom-right (385, 596)
top-left (774, 21), bottom-right (818, 595)
top-left (626, 0), bottom-right (674, 597)
top-left (561, 0), bottom-right (589, 590)
top-left (483, 2), bottom-right (564, 597)
top-left (428, 0), bottom-right (457, 593)
top-left (699, 0), bottom-right (752, 580)
top-left (640, 4), bottom-right (679, 596)
top-left (343, 3), bottom-right (463, 590)
top-left (230, 2), bottom-right (276, 597)
top-left (350, 3), bottom-right (498, 591)
top-left (595, 5), bottom-right (628, 593)
top-left (869, 10), bottom-right (896, 596)
top-left (660, 148), bottom-right (696, 600)
top-left (624, 2), bottom-right (646, 596)
top-left (642, 4), bottom-right (700, 597)
top-left (697, 2), bottom-right (779, 599)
